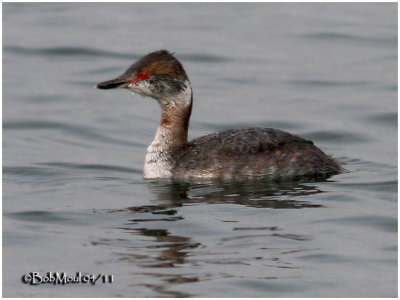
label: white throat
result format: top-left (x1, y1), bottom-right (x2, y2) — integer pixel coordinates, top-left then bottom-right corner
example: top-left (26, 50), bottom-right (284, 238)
top-left (144, 126), bottom-right (174, 178)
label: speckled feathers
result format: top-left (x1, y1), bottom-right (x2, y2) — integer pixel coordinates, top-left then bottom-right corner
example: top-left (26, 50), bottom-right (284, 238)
top-left (96, 50), bottom-right (343, 181)
top-left (172, 128), bottom-right (342, 181)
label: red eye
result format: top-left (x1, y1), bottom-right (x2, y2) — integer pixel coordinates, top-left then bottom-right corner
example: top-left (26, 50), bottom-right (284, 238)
top-left (127, 72), bottom-right (149, 85)
top-left (132, 72), bottom-right (149, 84)
top-left (137, 72), bottom-right (149, 81)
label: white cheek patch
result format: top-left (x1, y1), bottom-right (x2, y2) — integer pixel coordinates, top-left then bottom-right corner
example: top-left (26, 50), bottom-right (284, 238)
top-left (127, 81), bottom-right (152, 97)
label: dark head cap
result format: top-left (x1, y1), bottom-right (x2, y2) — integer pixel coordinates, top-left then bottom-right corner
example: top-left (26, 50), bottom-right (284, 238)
top-left (96, 50), bottom-right (188, 90)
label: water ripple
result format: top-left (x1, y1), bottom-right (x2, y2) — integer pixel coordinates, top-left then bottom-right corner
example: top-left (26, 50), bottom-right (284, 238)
top-left (179, 53), bottom-right (231, 63)
top-left (314, 215), bottom-right (397, 233)
top-left (3, 120), bottom-right (141, 147)
top-left (3, 162), bottom-right (140, 184)
top-left (363, 112), bottom-right (397, 127)
top-left (286, 79), bottom-right (370, 88)
top-left (300, 32), bottom-right (397, 46)
top-left (4, 45), bottom-right (229, 63)
top-left (5, 210), bottom-right (91, 226)
top-left (3, 166), bottom-right (60, 177)
top-left (4, 45), bottom-right (134, 59)
top-left (6, 210), bottom-right (70, 223)
top-left (302, 130), bottom-right (370, 143)
top-left (36, 162), bottom-right (139, 174)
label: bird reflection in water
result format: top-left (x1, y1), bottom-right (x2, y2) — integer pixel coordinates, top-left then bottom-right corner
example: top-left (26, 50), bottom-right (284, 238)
top-left (142, 178), bottom-right (326, 209)
top-left (102, 179), bottom-right (328, 296)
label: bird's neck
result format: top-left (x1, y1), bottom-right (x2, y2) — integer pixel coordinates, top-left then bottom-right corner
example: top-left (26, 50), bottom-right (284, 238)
top-left (154, 83), bottom-right (193, 149)
top-left (144, 86), bottom-right (193, 178)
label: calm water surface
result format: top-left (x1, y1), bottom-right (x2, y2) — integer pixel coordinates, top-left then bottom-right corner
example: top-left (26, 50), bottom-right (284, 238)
top-left (3, 3), bottom-right (397, 297)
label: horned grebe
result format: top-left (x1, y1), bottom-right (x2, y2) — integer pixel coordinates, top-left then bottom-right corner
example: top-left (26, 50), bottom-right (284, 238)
top-left (97, 50), bottom-right (342, 181)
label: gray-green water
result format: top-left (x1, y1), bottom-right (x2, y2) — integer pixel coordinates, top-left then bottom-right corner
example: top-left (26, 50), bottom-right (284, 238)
top-left (3, 3), bottom-right (397, 297)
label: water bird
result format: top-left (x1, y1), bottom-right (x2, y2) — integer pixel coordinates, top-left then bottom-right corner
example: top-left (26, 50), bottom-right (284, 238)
top-left (96, 50), bottom-right (342, 181)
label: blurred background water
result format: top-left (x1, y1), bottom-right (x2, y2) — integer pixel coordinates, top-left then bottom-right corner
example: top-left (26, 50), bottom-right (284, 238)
top-left (3, 3), bottom-right (397, 297)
